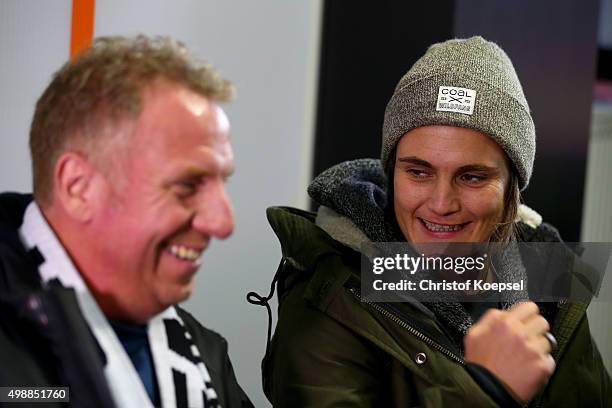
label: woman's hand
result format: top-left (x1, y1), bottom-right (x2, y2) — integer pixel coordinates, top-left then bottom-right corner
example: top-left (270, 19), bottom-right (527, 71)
top-left (464, 301), bottom-right (556, 404)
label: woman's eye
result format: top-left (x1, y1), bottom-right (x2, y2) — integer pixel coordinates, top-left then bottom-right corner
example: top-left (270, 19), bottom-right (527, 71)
top-left (460, 173), bottom-right (486, 184)
top-left (407, 168), bottom-right (430, 178)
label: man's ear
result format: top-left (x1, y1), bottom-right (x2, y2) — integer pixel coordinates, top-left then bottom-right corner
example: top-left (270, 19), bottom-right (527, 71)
top-left (53, 152), bottom-right (105, 223)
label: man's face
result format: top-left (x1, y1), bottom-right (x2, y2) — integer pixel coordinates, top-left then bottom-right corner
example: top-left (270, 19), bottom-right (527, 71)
top-left (91, 83), bottom-right (234, 320)
top-left (393, 125), bottom-right (509, 243)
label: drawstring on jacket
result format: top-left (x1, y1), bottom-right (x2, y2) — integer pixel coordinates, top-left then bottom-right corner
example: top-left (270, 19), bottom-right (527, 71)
top-left (246, 258), bottom-right (286, 361)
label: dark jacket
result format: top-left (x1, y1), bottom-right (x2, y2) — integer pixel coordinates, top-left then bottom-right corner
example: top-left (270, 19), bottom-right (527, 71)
top-left (262, 159), bottom-right (611, 408)
top-left (0, 192), bottom-right (253, 408)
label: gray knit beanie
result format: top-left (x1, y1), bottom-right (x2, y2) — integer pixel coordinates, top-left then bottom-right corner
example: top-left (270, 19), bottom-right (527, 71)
top-left (381, 36), bottom-right (535, 189)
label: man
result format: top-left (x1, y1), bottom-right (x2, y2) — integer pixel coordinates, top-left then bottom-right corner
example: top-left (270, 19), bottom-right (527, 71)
top-left (0, 35), bottom-right (253, 408)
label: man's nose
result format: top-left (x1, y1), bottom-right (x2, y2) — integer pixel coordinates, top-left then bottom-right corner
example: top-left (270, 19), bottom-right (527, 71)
top-left (192, 179), bottom-right (234, 239)
top-left (427, 179), bottom-right (460, 216)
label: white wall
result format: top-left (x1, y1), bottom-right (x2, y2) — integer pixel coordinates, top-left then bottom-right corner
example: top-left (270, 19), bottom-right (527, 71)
top-left (582, 103), bottom-right (612, 372)
top-left (0, 1), bottom-right (322, 406)
top-left (0, 0), bottom-right (71, 191)
top-left (599, 0), bottom-right (612, 48)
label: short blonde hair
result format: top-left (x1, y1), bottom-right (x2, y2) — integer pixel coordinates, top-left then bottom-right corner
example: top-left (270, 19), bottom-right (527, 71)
top-left (30, 35), bottom-right (234, 206)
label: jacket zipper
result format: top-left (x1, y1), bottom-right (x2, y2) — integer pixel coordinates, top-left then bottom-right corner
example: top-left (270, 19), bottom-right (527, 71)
top-left (347, 286), bottom-right (464, 366)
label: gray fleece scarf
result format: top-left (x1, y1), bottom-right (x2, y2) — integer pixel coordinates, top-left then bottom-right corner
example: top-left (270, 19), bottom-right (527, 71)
top-left (308, 158), bottom-right (529, 352)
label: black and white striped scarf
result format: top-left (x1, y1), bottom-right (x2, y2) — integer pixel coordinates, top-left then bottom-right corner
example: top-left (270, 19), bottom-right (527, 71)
top-left (151, 306), bottom-right (220, 408)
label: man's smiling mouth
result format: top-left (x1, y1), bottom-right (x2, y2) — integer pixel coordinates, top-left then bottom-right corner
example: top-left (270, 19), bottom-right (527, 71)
top-left (168, 244), bottom-right (203, 263)
top-left (420, 218), bottom-right (469, 233)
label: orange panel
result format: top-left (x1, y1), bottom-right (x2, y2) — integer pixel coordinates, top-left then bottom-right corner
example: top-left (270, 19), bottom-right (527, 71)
top-left (70, 0), bottom-right (95, 59)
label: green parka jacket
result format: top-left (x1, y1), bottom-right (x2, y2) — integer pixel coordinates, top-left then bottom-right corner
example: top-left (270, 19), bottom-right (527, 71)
top-left (262, 206), bottom-right (611, 408)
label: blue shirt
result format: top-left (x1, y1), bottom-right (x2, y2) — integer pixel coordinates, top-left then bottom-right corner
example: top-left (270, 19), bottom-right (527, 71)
top-left (110, 320), bottom-right (160, 407)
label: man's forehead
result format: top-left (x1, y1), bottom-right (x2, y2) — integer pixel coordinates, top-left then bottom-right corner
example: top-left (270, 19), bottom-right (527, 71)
top-left (141, 82), bottom-right (212, 116)
top-left (133, 84), bottom-right (230, 139)
top-left (173, 86), bottom-right (229, 130)
top-left (121, 83), bottom-right (234, 176)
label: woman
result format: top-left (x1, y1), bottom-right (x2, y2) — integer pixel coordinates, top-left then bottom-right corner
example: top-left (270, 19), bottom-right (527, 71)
top-left (260, 37), bottom-right (611, 407)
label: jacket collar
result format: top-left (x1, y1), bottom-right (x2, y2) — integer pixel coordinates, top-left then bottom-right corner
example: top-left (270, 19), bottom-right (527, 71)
top-left (266, 206), bottom-right (346, 272)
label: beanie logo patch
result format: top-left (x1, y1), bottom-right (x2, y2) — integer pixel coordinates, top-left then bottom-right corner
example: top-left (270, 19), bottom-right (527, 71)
top-left (436, 86), bottom-right (476, 115)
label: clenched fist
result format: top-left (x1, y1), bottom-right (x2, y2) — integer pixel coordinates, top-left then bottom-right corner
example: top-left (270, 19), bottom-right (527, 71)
top-left (464, 301), bottom-right (556, 403)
